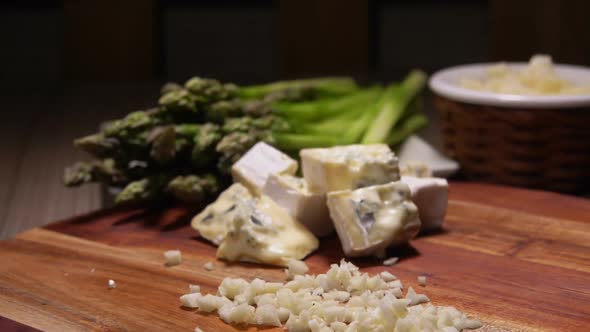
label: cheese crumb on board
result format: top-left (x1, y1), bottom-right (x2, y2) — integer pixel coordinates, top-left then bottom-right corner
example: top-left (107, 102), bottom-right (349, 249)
top-left (180, 260), bottom-right (482, 331)
top-left (194, 327), bottom-right (203, 332)
top-left (285, 259), bottom-right (309, 280)
top-left (203, 262), bottom-right (214, 271)
top-left (164, 250), bottom-right (182, 266)
top-left (418, 275), bottom-right (427, 286)
top-left (108, 279), bottom-right (117, 289)
top-left (383, 256), bottom-right (399, 266)
top-left (189, 285), bottom-right (201, 294)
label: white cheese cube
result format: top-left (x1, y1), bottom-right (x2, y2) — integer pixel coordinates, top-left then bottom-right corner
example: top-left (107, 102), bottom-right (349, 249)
top-left (217, 195), bottom-right (319, 267)
top-left (327, 182), bottom-right (420, 257)
top-left (300, 144), bottom-right (399, 193)
top-left (191, 183), bottom-right (253, 245)
top-left (231, 142), bottom-right (298, 195)
top-left (262, 174), bottom-right (333, 237)
top-left (401, 176), bottom-right (448, 231)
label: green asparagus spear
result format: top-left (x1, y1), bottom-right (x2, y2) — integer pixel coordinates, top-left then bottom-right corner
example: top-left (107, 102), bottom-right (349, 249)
top-left (148, 126), bottom-right (176, 164)
top-left (362, 70), bottom-right (426, 144)
top-left (167, 174), bottom-right (219, 203)
top-left (115, 175), bottom-right (169, 205)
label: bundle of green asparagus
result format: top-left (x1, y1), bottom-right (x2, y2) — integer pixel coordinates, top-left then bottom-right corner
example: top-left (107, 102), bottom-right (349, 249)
top-left (64, 71), bottom-right (427, 205)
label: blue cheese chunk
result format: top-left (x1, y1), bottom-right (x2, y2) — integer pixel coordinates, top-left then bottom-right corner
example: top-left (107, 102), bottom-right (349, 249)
top-left (262, 174), bottom-right (333, 237)
top-left (191, 183), bottom-right (253, 245)
top-left (300, 144), bottom-right (399, 193)
top-left (231, 142), bottom-right (298, 195)
top-left (217, 196), bottom-right (319, 267)
top-left (327, 181), bottom-right (420, 257)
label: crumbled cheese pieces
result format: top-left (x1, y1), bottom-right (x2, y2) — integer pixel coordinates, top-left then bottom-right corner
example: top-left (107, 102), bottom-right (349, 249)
top-left (300, 144), bottom-right (400, 193)
top-left (383, 257), bottom-right (399, 266)
top-left (108, 279), bottom-right (117, 289)
top-left (231, 142), bottom-right (298, 195)
top-left (180, 260), bottom-right (482, 331)
top-left (203, 262), bottom-right (214, 271)
top-left (285, 259), bottom-right (309, 280)
top-left (164, 250), bottom-right (182, 266)
top-left (189, 285), bottom-right (201, 293)
top-left (194, 327), bottom-right (203, 332)
top-left (418, 276), bottom-right (427, 286)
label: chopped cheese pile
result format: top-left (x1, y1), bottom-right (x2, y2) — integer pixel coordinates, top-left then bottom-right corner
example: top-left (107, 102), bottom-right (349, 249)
top-left (459, 54), bottom-right (590, 95)
top-left (180, 260), bottom-right (481, 331)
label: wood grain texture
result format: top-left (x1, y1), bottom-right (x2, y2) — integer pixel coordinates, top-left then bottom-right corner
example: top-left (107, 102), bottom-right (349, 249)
top-left (0, 183), bottom-right (589, 331)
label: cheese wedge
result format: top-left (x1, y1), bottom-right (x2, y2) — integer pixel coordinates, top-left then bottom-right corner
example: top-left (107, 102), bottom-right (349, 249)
top-left (401, 176), bottom-right (448, 231)
top-left (262, 174), bottom-right (333, 237)
top-left (300, 144), bottom-right (399, 193)
top-left (327, 181), bottom-right (420, 257)
top-left (191, 183), bottom-right (253, 245)
top-left (232, 142), bottom-right (298, 195)
top-left (217, 196), bottom-right (319, 267)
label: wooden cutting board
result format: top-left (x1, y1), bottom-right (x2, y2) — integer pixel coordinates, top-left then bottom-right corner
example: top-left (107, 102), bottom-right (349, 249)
top-left (0, 182), bottom-right (589, 332)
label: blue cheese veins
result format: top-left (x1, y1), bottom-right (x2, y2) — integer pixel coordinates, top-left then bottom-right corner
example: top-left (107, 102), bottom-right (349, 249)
top-left (217, 196), bottom-right (319, 267)
top-left (300, 144), bottom-right (400, 193)
top-left (327, 181), bottom-right (420, 257)
top-left (191, 183), bottom-right (253, 245)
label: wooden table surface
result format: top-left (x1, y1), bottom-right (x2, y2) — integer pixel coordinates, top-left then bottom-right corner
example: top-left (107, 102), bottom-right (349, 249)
top-left (0, 182), bottom-right (589, 331)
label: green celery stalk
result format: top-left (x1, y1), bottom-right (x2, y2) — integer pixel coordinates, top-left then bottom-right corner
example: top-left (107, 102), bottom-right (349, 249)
top-left (386, 113), bottom-right (429, 146)
top-left (275, 86), bottom-right (382, 122)
top-left (274, 133), bottom-right (343, 151)
top-left (239, 77), bottom-right (358, 100)
top-left (361, 70), bottom-right (427, 144)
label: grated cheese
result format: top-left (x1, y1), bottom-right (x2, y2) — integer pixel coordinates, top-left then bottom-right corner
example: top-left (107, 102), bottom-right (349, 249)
top-left (179, 260), bottom-right (482, 331)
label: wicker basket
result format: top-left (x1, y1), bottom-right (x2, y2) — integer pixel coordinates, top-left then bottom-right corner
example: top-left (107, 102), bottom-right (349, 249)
top-left (434, 95), bottom-right (590, 193)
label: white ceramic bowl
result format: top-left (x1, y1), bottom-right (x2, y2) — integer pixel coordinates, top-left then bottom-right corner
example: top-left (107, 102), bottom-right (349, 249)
top-left (429, 63), bottom-right (590, 108)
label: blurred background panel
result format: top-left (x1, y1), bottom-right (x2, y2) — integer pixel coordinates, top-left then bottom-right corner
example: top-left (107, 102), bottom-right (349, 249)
top-left (163, 0), bottom-right (276, 84)
top-left (376, 0), bottom-right (489, 79)
top-left (0, 1), bottom-right (62, 82)
top-left (1, 0), bottom-right (590, 84)
top-left (2, 0), bottom-right (590, 237)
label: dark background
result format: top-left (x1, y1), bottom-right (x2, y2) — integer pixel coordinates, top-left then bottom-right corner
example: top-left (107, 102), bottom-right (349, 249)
top-left (2, 0), bottom-right (590, 85)
top-left (1, 0), bottom-right (590, 238)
